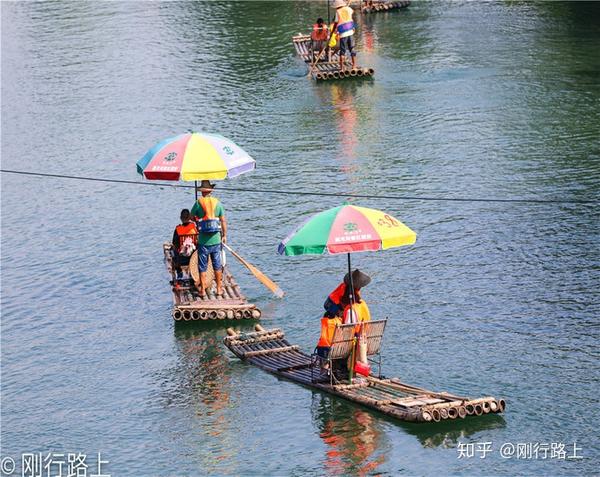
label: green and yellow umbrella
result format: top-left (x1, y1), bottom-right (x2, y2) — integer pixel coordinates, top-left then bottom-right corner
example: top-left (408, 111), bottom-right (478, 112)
top-left (278, 204), bottom-right (416, 256)
top-left (278, 203), bottom-right (416, 290)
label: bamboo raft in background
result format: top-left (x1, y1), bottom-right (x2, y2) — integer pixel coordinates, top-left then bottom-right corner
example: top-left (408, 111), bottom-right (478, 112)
top-left (164, 243), bottom-right (261, 322)
top-left (292, 34), bottom-right (375, 81)
top-left (351, 0), bottom-right (411, 13)
top-left (224, 325), bottom-right (506, 424)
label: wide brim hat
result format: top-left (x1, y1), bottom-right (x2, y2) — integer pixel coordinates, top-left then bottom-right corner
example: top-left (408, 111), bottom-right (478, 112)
top-left (344, 269), bottom-right (371, 289)
top-left (333, 0), bottom-right (346, 8)
top-left (198, 179), bottom-right (216, 191)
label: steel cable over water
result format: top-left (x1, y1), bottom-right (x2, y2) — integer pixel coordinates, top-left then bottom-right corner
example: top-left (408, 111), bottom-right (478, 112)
top-left (1, 169), bottom-right (597, 206)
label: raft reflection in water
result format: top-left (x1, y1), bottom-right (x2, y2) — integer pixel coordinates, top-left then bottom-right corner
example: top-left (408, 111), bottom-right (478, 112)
top-left (312, 393), bottom-right (390, 476)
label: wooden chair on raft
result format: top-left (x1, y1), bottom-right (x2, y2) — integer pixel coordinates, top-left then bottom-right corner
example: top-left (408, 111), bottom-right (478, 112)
top-left (311, 319), bottom-right (387, 385)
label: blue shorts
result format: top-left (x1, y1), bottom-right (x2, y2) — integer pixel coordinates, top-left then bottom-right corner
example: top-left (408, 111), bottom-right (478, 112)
top-left (198, 243), bottom-right (223, 272)
top-left (339, 35), bottom-right (355, 56)
top-left (316, 346), bottom-right (330, 359)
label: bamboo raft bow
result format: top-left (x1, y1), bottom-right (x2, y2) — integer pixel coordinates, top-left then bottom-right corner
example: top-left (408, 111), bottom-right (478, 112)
top-left (352, 0), bottom-right (411, 13)
top-left (224, 324), bottom-right (506, 424)
top-left (292, 34), bottom-right (375, 81)
top-left (163, 243), bottom-right (261, 321)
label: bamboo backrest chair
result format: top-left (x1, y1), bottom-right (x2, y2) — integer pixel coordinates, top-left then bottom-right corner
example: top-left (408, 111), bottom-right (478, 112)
top-left (312, 319), bottom-right (388, 385)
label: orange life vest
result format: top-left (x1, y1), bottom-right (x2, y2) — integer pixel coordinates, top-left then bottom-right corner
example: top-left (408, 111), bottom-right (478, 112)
top-left (324, 282), bottom-right (346, 317)
top-left (175, 222), bottom-right (197, 253)
top-left (311, 23), bottom-right (329, 41)
top-left (197, 196), bottom-right (221, 233)
top-left (317, 316), bottom-right (341, 348)
top-left (343, 300), bottom-right (371, 333)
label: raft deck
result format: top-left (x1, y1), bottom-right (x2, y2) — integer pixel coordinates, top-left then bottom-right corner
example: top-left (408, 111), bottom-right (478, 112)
top-left (292, 34), bottom-right (374, 81)
top-left (350, 0), bottom-right (411, 13)
top-left (224, 324), bottom-right (505, 423)
top-left (164, 243), bottom-right (261, 321)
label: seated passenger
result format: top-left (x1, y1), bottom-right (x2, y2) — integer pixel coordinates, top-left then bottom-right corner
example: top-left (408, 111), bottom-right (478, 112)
top-left (172, 209), bottom-right (198, 279)
top-left (311, 17), bottom-right (329, 52)
top-left (340, 269), bottom-right (371, 327)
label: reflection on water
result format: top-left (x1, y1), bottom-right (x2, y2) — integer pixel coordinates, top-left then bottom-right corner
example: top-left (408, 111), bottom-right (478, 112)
top-left (402, 414), bottom-right (506, 449)
top-left (311, 393), bottom-right (389, 476)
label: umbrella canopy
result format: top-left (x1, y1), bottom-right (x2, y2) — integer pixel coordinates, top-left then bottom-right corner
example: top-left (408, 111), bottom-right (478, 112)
top-left (278, 204), bottom-right (416, 256)
top-left (136, 132), bottom-right (256, 181)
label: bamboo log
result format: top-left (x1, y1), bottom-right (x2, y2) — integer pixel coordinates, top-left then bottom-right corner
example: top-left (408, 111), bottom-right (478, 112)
top-left (465, 404), bottom-right (474, 415)
top-left (447, 407), bottom-right (458, 419)
top-left (226, 310), bottom-right (234, 319)
top-left (482, 401), bottom-right (491, 413)
top-left (350, 68), bottom-right (358, 76)
top-left (226, 327), bottom-right (236, 336)
top-left (252, 309), bottom-right (261, 319)
top-left (207, 310), bottom-right (217, 319)
top-left (173, 309), bottom-right (182, 321)
top-left (191, 310), bottom-right (200, 320)
top-left (473, 404), bottom-right (483, 416)
top-left (255, 324), bottom-right (266, 332)
top-left (439, 408), bottom-right (448, 419)
top-left (430, 409), bottom-right (441, 422)
top-left (234, 310), bottom-right (243, 319)
top-left (183, 310), bottom-right (192, 321)
top-left (497, 399), bottom-right (506, 412)
top-left (244, 345), bottom-right (299, 358)
top-left (217, 310), bottom-right (226, 319)
top-left (458, 406), bottom-right (467, 419)
top-left (356, 69), bottom-right (364, 77)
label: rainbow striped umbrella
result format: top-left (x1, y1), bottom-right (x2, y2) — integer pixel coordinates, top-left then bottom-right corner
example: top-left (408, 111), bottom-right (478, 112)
top-left (278, 204), bottom-right (416, 256)
top-left (136, 132), bottom-right (255, 181)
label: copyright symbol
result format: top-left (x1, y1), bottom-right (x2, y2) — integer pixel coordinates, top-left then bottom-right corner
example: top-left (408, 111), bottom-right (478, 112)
top-left (500, 443), bottom-right (515, 459)
top-left (0, 457), bottom-right (15, 475)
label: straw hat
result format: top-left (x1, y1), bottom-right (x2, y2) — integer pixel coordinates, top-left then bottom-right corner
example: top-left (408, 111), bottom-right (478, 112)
top-left (333, 0), bottom-right (347, 8)
top-left (198, 179), bottom-right (215, 191)
top-left (344, 269), bottom-right (371, 289)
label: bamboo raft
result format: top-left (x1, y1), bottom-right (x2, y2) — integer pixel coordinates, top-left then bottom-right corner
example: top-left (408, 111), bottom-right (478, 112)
top-left (351, 0), bottom-right (411, 13)
top-left (292, 34), bottom-right (375, 81)
top-left (163, 243), bottom-right (261, 321)
top-left (224, 324), bottom-right (506, 423)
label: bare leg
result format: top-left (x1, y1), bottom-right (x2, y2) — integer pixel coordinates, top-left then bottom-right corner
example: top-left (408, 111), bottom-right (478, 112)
top-left (351, 54), bottom-right (356, 69)
top-left (198, 271), bottom-right (207, 296)
top-left (215, 270), bottom-right (223, 296)
top-left (340, 54), bottom-right (345, 72)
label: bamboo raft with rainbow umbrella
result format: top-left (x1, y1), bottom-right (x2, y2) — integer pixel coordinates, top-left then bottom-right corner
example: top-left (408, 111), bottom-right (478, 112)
top-left (224, 204), bottom-right (505, 423)
top-left (137, 132), bottom-right (283, 322)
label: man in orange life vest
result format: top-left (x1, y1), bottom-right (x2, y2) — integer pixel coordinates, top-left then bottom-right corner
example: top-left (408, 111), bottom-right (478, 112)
top-left (316, 269), bottom-right (371, 360)
top-left (331, 0), bottom-right (357, 72)
top-left (191, 180), bottom-right (227, 297)
top-left (171, 208), bottom-right (198, 279)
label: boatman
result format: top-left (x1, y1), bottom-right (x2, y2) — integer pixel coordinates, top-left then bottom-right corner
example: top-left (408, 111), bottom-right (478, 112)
top-left (191, 180), bottom-right (227, 297)
top-left (331, 0), bottom-right (357, 72)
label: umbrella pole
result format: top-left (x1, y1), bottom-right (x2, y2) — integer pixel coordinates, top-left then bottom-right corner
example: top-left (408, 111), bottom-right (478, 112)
top-left (347, 252), bottom-right (356, 384)
top-left (194, 180), bottom-right (198, 201)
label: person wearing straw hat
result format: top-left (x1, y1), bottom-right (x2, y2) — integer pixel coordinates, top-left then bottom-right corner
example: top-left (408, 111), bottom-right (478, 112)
top-left (331, 0), bottom-right (357, 72)
top-left (191, 180), bottom-right (227, 297)
top-left (340, 269), bottom-right (371, 326)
